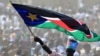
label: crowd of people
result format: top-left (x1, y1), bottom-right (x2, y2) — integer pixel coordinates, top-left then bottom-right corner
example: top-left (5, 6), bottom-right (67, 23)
top-left (0, 0), bottom-right (100, 56)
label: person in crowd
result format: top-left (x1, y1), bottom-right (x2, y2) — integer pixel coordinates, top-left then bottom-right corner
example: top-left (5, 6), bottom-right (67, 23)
top-left (80, 43), bottom-right (93, 56)
top-left (66, 38), bottom-right (78, 56)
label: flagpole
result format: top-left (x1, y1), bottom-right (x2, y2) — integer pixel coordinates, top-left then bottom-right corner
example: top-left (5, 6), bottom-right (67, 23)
top-left (27, 26), bottom-right (36, 37)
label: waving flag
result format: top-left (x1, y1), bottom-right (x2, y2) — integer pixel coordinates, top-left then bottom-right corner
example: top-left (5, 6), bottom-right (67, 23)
top-left (11, 3), bottom-right (100, 42)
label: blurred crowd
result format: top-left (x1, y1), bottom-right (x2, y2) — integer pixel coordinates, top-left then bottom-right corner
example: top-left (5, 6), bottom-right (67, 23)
top-left (0, 0), bottom-right (100, 56)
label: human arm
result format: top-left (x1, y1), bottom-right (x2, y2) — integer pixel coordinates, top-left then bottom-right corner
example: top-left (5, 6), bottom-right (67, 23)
top-left (34, 36), bottom-right (52, 54)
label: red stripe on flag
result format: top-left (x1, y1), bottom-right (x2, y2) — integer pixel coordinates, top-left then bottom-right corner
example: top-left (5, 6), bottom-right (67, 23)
top-left (50, 20), bottom-right (74, 31)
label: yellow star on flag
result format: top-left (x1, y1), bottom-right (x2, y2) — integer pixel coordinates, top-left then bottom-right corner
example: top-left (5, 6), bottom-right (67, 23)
top-left (27, 13), bottom-right (38, 21)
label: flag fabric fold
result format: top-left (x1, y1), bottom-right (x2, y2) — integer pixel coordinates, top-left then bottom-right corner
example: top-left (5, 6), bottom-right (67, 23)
top-left (11, 3), bottom-right (100, 42)
top-left (36, 21), bottom-right (100, 42)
